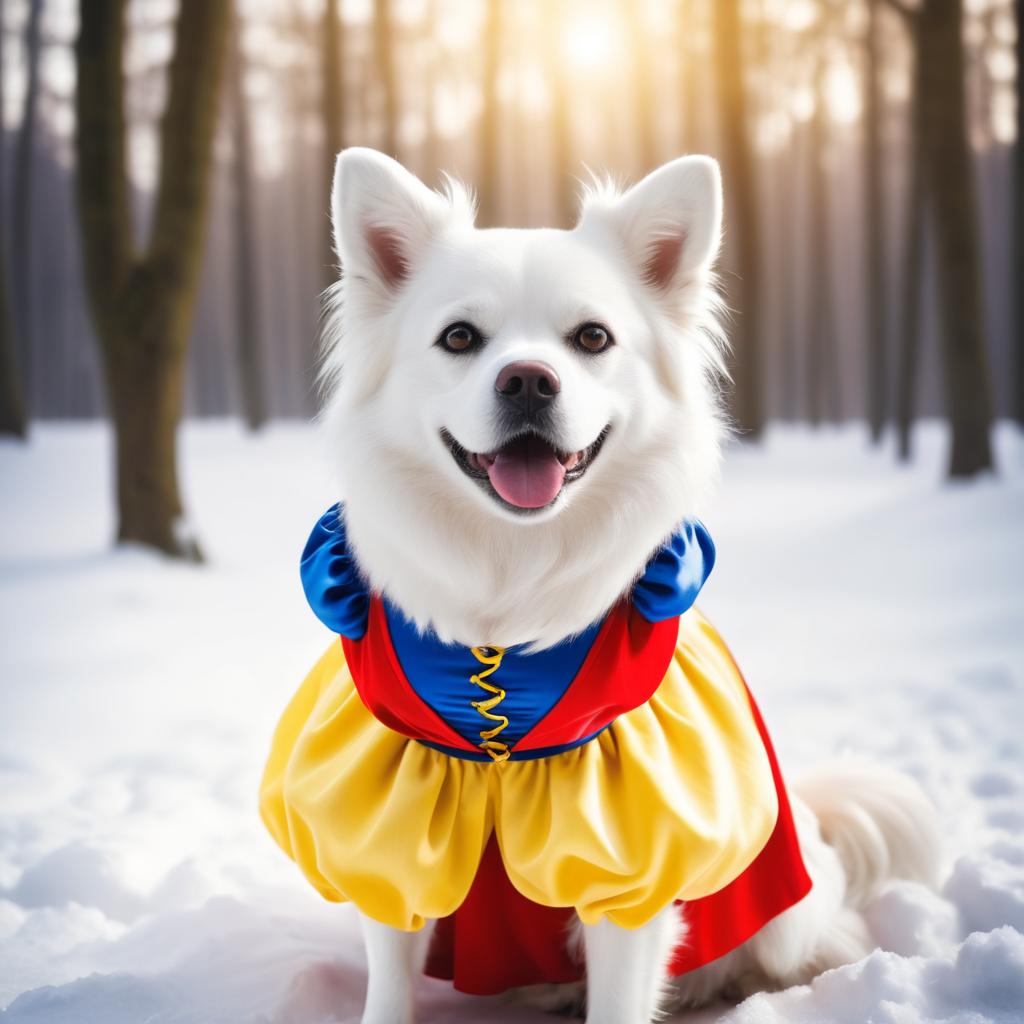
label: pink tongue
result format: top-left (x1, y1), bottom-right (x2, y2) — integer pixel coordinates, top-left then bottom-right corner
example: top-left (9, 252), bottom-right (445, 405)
top-left (486, 436), bottom-right (566, 509)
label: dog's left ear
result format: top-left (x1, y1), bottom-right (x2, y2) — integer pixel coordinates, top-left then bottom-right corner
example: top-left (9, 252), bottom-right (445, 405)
top-left (576, 156), bottom-right (722, 293)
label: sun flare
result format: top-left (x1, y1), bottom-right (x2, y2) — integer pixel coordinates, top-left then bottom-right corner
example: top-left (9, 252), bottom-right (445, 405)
top-left (560, 10), bottom-right (618, 68)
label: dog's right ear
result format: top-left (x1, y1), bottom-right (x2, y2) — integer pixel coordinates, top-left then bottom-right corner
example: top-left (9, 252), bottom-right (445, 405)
top-left (575, 156), bottom-right (723, 295)
top-left (332, 148), bottom-right (466, 291)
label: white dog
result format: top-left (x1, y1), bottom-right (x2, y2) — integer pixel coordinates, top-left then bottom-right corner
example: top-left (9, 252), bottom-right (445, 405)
top-left (274, 148), bottom-right (939, 1024)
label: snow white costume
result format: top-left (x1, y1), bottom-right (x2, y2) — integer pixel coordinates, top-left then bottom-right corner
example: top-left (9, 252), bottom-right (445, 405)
top-left (260, 505), bottom-right (811, 993)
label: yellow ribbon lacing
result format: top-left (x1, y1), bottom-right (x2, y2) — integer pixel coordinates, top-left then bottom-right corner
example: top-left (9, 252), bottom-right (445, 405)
top-left (470, 645), bottom-right (510, 762)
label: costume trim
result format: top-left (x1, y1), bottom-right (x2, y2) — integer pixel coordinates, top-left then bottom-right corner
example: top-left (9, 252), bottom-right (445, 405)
top-left (343, 597), bottom-right (680, 761)
top-left (468, 645), bottom-right (511, 761)
top-left (416, 724), bottom-right (611, 762)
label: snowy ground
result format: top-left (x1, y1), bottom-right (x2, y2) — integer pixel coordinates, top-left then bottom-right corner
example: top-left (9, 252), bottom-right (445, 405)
top-left (1, 421), bottom-right (1022, 1024)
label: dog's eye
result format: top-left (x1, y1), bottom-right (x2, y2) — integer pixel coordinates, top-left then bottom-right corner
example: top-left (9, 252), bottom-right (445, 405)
top-left (438, 322), bottom-right (483, 354)
top-left (572, 323), bottom-right (613, 354)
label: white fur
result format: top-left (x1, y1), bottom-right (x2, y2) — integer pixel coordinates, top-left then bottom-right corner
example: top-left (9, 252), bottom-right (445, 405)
top-left (359, 915), bottom-right (435, 1024)
top-left (320, 149), bottom-right (940, 1024)
top-left (582, 905), bottom-right (687, 1024)
top-left (667, 765), bottom-right (941, 1010)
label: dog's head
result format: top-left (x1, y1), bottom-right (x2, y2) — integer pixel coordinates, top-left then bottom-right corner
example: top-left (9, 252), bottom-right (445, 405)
top-left (321, 149), bottom-right (727, 646)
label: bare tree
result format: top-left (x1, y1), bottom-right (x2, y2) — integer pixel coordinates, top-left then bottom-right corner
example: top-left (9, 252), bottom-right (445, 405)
top-left (228, 7), bottom-right (266, 430)
top-left (282, 3), bottom-right (319, 415)
top-left (322, 0), bottom-right (343, 291)
top-left (1015, 0), bottom-right (1023, 426)
top-left (75, 0), bottom-right (230, 558)
top-left (885, 0), bottom-right (994, 476)
top-left (11, 0), bottom-right (43, 407)
top-left (0, 244), bottom-right (22, 437)
top-left (894, 179), bottom-right (926, 461)
top-left (629, 3), bottom-right (657, 174)
top-left (476, 0), bottom-right (502, 227)
top-left (420, 0), bottom-right (442, 186)
top-left (806, 49), bottom-right (838, 425)
top-left (543, 0), bottom-right (575, 229)
top-left (0, 0), bottom-right (26, 437)
top-left (712, 0), bottom-right (764, 437)
top-left (863, 0), bottom-right (889, 442)
top-left (769, 9), bottom-right (800, 420)
top-left (776, 155), bottom-right (801, 421)
top-left (374, 0), bottom-right (399, 157)
top-left (676, 0), bottom-right (702, 153)
top-left (894, 14), bottom-right (927, 461)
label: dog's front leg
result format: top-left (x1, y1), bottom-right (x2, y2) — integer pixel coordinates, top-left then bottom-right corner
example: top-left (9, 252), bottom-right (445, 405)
top-left (581, 905), bottom-right (684, 1024)
top-left (359, 912), bottom-right (434, 1024)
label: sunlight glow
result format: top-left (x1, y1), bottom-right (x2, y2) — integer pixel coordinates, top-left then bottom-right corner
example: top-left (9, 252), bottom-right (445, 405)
top-left (779, 0), bottom-right (818, 32)
top-left (991, 91), bottom-right (1016, 144)
top-left (792, 87), bottom-right (815, 123)
top-left (561, 11), bottom-right (617, 69)
top-left (502, 62), bottom-right (550, 113)
top-left (757, 109), bottom-right (794, 153)
top-left (825, 60), bottom-right (861, 125)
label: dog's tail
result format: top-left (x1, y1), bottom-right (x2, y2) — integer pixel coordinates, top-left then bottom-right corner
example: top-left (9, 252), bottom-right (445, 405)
top-left (793, 763), bottom-right (941, 909)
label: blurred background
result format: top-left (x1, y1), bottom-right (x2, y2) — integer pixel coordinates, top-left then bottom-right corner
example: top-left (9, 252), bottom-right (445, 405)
top-left (0, 0), bottom-right (1019, 557)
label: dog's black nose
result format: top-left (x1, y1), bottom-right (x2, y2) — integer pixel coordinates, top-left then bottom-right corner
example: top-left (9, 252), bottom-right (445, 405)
top-left (495, 361), bottom-right (561, 415)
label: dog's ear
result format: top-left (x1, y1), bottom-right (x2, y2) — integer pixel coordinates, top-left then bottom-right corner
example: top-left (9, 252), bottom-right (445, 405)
top-left (331, 148), bottom-right (467, 290)
top-left (576, 156), bottom-right (722, 293)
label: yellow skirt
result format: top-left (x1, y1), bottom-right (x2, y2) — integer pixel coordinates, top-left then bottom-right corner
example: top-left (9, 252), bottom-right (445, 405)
top-left (259, 609), bottom-right (778, 931)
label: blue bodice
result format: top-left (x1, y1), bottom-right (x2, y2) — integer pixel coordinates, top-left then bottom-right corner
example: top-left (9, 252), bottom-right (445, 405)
top-left (299, 505), bottom-right (715, 752)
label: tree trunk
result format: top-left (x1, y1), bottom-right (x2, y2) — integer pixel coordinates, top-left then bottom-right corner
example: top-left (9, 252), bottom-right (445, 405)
top-left (476, 0), bottom-right (501, 227)
top-left (895, 164), bottom-right (926, 461)
top-left (287, 1), bottom-right (318, 416)
top-left (374, 0), bottom-right (398, 157)
top-left (322, 0), bottom-right (343, 290)
top-left (630, 3), bottom-right (657, 174)
top-left (543, 0), bottom-right (575, 229)
top-left (777, 150), bottom-right (800, 421)
top-left (917, 0), bottom-right (994, 476)
top-left (806, 55), bottom-right (837, 426)
top-left (864, 0), bottom-right (889, 442)
top-left (75, 0), bottom-right (230, 559)
top-left (0, 247), bottom-right (25, 437)
top-left (1014, 0), bottom-right (1023, 425)
top-left (773, 23), bottom-right (799, 420)
top-left (0, 0), bottom-right (27, 438)
top-left (712, 0), bottom-right (764, 437)
top-left (11, 0), bottom-right (43, 409)
top-left (421, 0), bottom-right (441, 186)
top-left (104, 302), bottom-right (194, 557)
top-left (229, 9), bottom-right (266, 429)
top-left (895, 21), bottom-right (927, 462)
top-left (677, 0), bottom-right (701, 153)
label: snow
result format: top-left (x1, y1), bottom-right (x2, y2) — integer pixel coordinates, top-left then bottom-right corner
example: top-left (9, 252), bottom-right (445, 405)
top-left (1, 420), bottom-right (1022, 1024)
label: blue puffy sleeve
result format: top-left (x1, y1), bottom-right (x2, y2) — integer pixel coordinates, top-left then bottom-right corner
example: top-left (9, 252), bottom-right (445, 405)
top-left (300, 504), bottom-right (371, 639)
top-left (631, 520), bottom-right (716, 623)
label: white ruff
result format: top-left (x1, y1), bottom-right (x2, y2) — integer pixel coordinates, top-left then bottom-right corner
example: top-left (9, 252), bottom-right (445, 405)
top-left (326, 381), bottom-right (723, 650)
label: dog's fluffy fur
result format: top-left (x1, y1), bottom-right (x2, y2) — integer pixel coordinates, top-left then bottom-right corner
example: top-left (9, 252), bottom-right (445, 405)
top-left (319, 148), bottom-right (940, 1024)
top-left (321, 149), bottom-right (727, 650)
